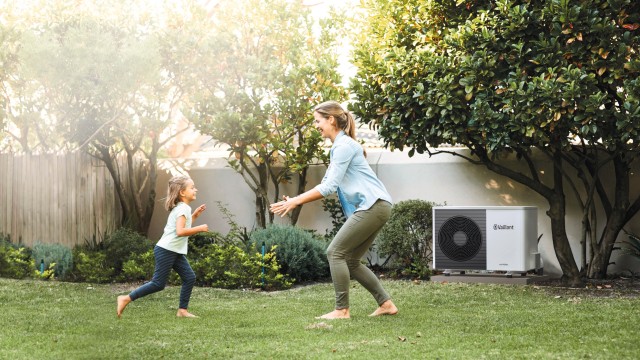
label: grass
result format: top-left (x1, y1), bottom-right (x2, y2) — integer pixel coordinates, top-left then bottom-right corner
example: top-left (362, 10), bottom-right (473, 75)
top-left (1, 278), bottom-right (638, 359)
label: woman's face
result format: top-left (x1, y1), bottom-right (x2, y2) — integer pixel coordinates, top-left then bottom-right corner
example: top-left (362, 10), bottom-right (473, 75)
top-left (314, 111), bottom-right (337, 140)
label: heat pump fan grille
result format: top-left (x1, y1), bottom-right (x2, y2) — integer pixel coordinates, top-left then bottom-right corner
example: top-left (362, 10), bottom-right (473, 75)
top-left (438, 216), bottom-right (483, 262)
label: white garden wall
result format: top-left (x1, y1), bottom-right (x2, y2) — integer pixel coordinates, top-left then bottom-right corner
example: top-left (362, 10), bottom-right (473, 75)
top-left (148, 148), bottom-right (640, 277)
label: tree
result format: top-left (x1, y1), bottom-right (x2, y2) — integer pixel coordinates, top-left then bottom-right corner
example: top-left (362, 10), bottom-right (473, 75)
top-left (3, 0), bottom-right (204, 235)
top-left (189, 0), bottom-right (347, 228)
top-left (349, 0), bottom-right (640, 285)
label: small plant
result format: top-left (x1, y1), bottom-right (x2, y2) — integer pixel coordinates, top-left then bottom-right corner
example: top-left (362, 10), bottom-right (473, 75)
top-left (249, 224), bottom-right (329, 282)
top-left (0, 242), bottom-right (34, 279)
top-left (215, 201), bottom-right (251, 247)
top-left (375, 199), bottom-right (439, 279)
top-left (619, 231), bottom-right (640, 261)
top-left (33, 262), bottom-right (57, 280)
top-left (31, 243), bottom-right (73, 280)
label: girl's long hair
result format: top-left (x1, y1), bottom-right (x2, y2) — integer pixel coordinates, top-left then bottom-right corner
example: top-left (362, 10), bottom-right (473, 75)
top-left (314, 101), bottom-right (365, 156)
top-left (165, 175), bottom-right (191, 211)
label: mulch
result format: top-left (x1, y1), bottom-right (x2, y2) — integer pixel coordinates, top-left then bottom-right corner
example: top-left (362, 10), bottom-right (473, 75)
top-left (530, 276), bottom-right (640, 298)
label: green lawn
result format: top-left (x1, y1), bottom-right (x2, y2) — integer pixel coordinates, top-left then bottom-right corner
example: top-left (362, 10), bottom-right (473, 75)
top-left (1, 278), bottom-right (638, 359)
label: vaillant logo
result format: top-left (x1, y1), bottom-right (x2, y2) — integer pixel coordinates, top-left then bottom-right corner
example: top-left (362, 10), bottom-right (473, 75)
top-left (493, 224), bottom-right (515, 230)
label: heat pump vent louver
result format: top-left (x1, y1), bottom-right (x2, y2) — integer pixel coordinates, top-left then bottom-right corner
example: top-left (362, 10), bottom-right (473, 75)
top-left (438, 216), bottom-right (483, 262)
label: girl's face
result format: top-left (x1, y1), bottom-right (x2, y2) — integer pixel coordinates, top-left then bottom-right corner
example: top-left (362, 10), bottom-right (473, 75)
top-left (314, 111), bottom-right (338, 141)
top-left (179, 179), bottom-right (197, 203)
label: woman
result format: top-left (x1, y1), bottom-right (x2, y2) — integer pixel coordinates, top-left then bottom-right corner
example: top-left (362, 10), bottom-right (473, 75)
top-left (270, 101), bottom-right (398, 319)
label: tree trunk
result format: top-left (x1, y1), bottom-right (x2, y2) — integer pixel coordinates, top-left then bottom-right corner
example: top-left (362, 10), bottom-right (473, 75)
top-left (142, 142), bottom-right (159, 236)
top-left (587, 155), bottom-right (630, 278)
top-left (289, 167), bottom-right (308, 226)
top-left (548, 150), bottom-right (582, 286)
top-left (96, 147), bottom-right (130, 227)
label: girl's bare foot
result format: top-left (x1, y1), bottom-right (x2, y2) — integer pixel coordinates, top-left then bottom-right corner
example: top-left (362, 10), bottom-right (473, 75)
top-left (176, 309), bottom-right (198, 318)
top-left (117, 295), bottom-right (131, 318)
top-left (315, 308), bottom-right (350, 320)
top-left (369, 300), bottom-right (398, 317)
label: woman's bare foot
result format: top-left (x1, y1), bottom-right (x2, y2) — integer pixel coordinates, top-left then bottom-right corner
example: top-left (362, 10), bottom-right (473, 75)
top-left (176, 309), bottom-right (198, 318)
top-left (369, 300), bottom-right (398, 317)
top-left (315, 308), bottom-right (350, 320)
top-left (117, 295), bottom-right (131, 318)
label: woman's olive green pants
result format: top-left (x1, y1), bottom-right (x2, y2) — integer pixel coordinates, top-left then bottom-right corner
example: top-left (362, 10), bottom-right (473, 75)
top-left (326, 200), bottom-right (392, 309)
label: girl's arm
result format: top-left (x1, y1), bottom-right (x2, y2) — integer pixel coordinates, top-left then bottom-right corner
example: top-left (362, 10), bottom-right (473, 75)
top-left (176, 215), bottom-right (208, 236)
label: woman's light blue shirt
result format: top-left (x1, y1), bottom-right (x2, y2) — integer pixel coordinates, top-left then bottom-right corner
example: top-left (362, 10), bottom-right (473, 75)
top-left (314, 131), bottom-right (392, 218)
top-left (156, 202), bottom-right (192, 254)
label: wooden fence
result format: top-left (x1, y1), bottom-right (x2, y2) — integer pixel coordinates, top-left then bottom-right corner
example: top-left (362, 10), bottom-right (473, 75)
top-left (0, 153), bottom-right (123, 248)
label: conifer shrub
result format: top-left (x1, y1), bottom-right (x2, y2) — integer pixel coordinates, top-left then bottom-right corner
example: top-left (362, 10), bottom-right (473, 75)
top-left (249, 224), bottom-right (329, 283)
top-left (31, 243), bottom-right (73, 280)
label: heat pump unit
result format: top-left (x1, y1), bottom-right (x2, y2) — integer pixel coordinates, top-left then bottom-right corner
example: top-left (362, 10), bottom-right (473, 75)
top-left (433, 206), bottom-right (540, 273)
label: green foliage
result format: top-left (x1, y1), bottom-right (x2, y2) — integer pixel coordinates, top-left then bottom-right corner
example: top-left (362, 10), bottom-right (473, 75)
top-left (249, 224), bottom-right (329, 282)
top-left (0, 242), bottom-right (34, 279)
top-left (120, 248), bottom-right (155, 282)
top-left (619, 231), bottom-right (640, 262)
top-left (321, 196), bottom-right (346, 241)
top-left (188, 0), bottom-right (348, 228)
top-left (31, 243), bottom-right (73, 280)
top-left (191, 244), bottom-right (292, 290)
top-left (102, 227), bottom-right (153, 275)
top-left (188, 231), bottom-right (229, 254)
top-left (32, 262), bottom-right (57, 281)
top-left (70, 249), bottom-right (114, 283)
top-left (376, 200), bottom-right (438, 279)
top-left (350, 0), bottom-right (640, 281)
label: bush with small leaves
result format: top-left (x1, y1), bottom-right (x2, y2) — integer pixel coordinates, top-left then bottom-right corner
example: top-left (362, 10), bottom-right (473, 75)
top-left (102, 227), bottom-right (152, 275)
top-left (70, 249), bottom-right (114, 283)
top-left (376, 199), bottom-right (439, 279)
top-left (0, 241), bottom-right (34, 279)
top-left (191, 243), bottom-right (292, 290)
top-left (120, 248), bottom-right (155, 282)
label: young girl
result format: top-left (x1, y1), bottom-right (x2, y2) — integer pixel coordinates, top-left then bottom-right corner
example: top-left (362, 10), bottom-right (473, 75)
top-left (117, 175), bottom-right (208, 318)
top-left (270, 100), bottom-right (398, 319)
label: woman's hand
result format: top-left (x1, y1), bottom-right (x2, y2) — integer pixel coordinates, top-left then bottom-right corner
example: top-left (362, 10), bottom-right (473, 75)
top-left (270, 195), bottom-right (298, 217)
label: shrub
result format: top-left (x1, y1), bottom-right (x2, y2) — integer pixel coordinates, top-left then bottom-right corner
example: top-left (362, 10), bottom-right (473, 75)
top-left (31, 243), bottom-right (73, 280)
top-left (189, 231), bottom-right (231, 257)
top-left (0, 242), bottom-right (34, 279)
top-left (376, 199), bottom-right (439, 279)
top-left (249, 224), bottom-right (329, 282)
top-left (120, 248), bottom-right (155, 282)
top-left (191, 243), bottom-right (292, 290)
top-left (69, 249), bottom-right (114, 283)
top-left (102, 227), bottom-right (152, 274)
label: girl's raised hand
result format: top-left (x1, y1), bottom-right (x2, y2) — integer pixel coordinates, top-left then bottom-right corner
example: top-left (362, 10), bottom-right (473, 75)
top-left (193, 204), bottom-right (206, 218)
